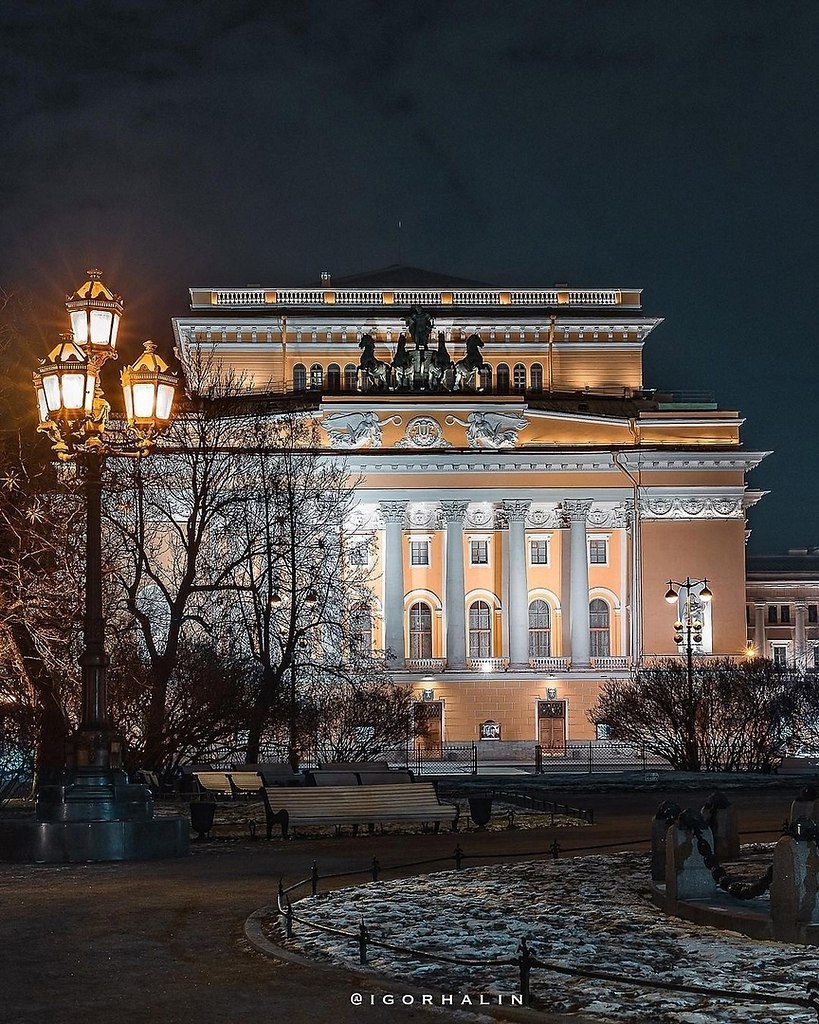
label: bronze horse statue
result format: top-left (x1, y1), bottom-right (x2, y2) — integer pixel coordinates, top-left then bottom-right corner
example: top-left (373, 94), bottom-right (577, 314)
top-left (392, 333), bottom-right (413, 390)
top-left (358, 334), bottom-right (390, 391)
top-left (428, 332), bottom-right (453, 391)
top-left (453, 334), bottom-right (484, 391)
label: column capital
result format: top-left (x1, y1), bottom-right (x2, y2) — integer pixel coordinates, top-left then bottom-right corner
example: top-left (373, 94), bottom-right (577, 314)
top-left (502, 498), bottom-right (531, 522)
top-left (439, 499), bottom-right (470, 524)
top-left (795, 601), bottom-right (809, 611)
top-left (379, 500), bottom-right (408, 525)
top-left (561, 498), bottom-right (593, 525)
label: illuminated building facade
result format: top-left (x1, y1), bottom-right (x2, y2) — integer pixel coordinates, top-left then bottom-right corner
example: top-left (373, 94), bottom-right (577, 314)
top-left (173, 267), bottom-right (765, 751)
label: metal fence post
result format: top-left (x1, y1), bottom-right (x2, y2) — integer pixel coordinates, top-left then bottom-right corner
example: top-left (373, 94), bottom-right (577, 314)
top-left (372, 856), bottom-right (380, 881)
top-left (358, 919), bottom-right (369, 964)
top-left (588, 740), bottom-right (593, 774)
top-left (285, 899), bottom-right (293, 939)
top-left (311, 860), bottom-right (319, 896)
top-left (517, 936), bottom-right (532, 1006)
top-left (454, 844), bottom-right (464, 870)
top-left (535, 745), bottom-right (542, 774)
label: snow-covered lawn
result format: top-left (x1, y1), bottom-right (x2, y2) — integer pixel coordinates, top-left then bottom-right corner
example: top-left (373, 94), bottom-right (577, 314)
top-left (278, 852), bottom-right (819, 1023)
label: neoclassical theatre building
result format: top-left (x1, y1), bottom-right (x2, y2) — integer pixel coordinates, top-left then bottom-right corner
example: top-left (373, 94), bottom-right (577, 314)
top-left (173, 267), bottom-right (766, 750)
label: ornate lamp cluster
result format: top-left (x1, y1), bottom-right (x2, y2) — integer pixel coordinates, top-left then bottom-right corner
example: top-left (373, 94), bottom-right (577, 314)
top-left (665, 576), bottom-right (713, 644)
top-left (33, 269), bottom-right (177, 458)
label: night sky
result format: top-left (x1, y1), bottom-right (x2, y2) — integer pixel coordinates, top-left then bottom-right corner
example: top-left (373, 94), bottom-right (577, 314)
top-left (2, 0), bottom-right (817, 554)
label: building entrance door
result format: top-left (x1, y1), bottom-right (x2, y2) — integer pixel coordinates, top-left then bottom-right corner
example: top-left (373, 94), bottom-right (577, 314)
top-left (415, 700), bottom-right (443, 750)
top-left (537, 701), bottom-right (566, 754)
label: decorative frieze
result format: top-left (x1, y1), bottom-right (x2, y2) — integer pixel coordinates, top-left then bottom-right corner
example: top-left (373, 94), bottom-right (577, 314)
top-left (445, 411), bottom-right (528, 448)
top-left (641, 496), bottom-right (744, 521)
top-left (464, 504), bottom-right (497, 529)
top-left (395, 415), bottom-right (451, 448)
top-left (323, 411), bottom-right (402, 449)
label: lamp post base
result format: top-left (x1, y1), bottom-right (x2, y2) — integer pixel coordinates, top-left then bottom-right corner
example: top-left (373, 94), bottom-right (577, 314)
top-left (0, 768), bottom-right (189, 862)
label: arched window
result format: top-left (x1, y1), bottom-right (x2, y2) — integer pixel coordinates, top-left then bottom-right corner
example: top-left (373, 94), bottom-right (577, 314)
top-left (590, 599), bottom-right (610, 657)
top-left (350, 603), bottom-right (373, 654)
top-left (478, 365), bottom-right (492, 392)
top-left (310, 363), bottom-right (323, 390)
top-left (530, 363), bottom-right (543, 391)
top-left (293, 363), bottom-right (307, 391)
top-left (468, 600), bottom-right (492, 658)
top-left (344, 363), bottom-right (358, 392)
top-left (326, 363), bottom-right (341, 392)
top-left (528, 600), bottom-right (551, 658)
top-left (409, 601), bottom-right (433, 659)
top-left (496, 364), bottom-right (510, 394)
top-left (513, 363), bottom-right (526, 391)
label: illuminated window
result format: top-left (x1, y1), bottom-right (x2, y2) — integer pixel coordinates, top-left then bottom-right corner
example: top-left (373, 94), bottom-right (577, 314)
top-left (478, 365), bottom-right (492, 390)
top-left (528, 600), bottom-right (551, 657)
top-left (293, 363), bottom-right (307, 391)
top-left (326, 363), bottom-right (341, 392)
top-left (513, 363), bottom-right (526, 391)
top-left (409, 602), bottom-right (432, 658)
top-left (530, 363), bottom-right (543, 391)
top-left (468, 601), bottom-right (492, 658)
top-left (310, 363), bottom-right (323, 389)
top-left (344, 363), bottom-right (358, 391)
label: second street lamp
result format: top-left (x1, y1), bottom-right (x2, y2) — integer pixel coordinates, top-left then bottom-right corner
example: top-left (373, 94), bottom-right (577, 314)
top-left (664, 577), bottom-right (713, 772)
top-left (3, 270), bottom-right (189, 863)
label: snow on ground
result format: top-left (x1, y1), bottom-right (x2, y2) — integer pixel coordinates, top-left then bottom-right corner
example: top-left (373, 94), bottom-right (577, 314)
top-left (278, 851), bottom-right (819, 1024)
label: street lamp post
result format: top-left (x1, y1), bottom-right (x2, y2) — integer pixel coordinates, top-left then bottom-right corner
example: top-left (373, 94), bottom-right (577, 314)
top-left (0, 271), bottom-right (188, 862)
top-left (664, 576), bottom-right (713, 771)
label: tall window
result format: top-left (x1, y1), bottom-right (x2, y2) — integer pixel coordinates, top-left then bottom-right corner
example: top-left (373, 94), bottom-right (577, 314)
top-left (768, 606), bottom-right (778, 624)
top-left (478, 365), bottom-right (492, 391)
top-left (589, 599), bottom-right (610, 657)
top-left (409, 602), bottom-right (433, 659)
top-left (513, 363), bottom-right (526, 391)
top-left (310, 363), bottom-right (323, 389)
top-left (344, 363), bottom-right (358, 391)
top-left (350, 604), bottom-right (373, 654)
top-left (468, 600), bottom-right (492, 658)
top-left (530, 363), bottom-right (543, 391)
top-left (528, 600), bottom-right (551, 658)
top-left (326, 363), bottom-right (341, 392)
top-left (496, 363), bottom-right (510, 394)
top-left (293, 363), bottom-right (307, 391)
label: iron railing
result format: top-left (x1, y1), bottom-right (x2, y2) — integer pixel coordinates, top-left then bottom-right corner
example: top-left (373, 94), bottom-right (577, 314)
top-left (535, 741), bottom-right (671, 774)
top-left (414, 743), bottom-right (478, 776)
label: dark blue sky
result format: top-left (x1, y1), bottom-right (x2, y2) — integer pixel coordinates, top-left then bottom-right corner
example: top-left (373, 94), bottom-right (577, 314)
top-left (2, 0), bottom-right (817, 553)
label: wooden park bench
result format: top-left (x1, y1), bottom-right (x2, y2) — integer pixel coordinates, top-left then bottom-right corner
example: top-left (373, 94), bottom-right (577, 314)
top-left (357, 770), bottom-right (414, 785)
top-left (231, 763), bottom-right (303, 786)
top-left (192, 771), bottom-right (233, 799)
top-left (304, 771), bottom-right (361, 787)
top-left (261, 782), bottom-right (459, 838)
top-left (228, 771), bottom-right (264, 799)
top-left (319, 761), bottom-right (391, 772)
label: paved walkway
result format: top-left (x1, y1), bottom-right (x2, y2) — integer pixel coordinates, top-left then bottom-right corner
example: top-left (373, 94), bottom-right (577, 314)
top-left (0, 782), bottom-right (799, 1024)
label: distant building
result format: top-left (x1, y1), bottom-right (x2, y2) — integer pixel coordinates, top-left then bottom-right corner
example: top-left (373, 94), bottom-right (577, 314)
top-left (173, 267), bottom-right (766, 751)
top-left (746, 549), bottom-right (819, 669)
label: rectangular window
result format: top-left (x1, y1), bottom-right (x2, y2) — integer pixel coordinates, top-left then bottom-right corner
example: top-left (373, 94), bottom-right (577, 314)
top-left (409, 540), bottom-right (429, 566)
top-left (470, 540), bottom-right (489, 565)
top-left (768, 606), bottom-right (778, 624)
top-left (530, 540), bottom-right (549, 565)
top-left (588, 539), bottom-right (607, 565)
top-left (810, 605), bottom-right (818, 624)
top-left (780, 605), bottom-right (791, 624)
top-left (348, 543), bottom-right (369, 566)
top-left (772, 645), bottom-right (788, 666)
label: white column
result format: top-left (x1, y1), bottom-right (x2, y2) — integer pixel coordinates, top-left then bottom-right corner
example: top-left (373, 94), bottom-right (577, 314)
top-left (754, 602), bottom-right (766, 658)
top-left (504, 499), bottom-right (531, 668)
top-left (380, 501), bottom-right (407, 667)
top-left (564, 499), bottom-right (592, 667)
top-left (441, 500), bottom-right (469, 669)
top-left (796, 601), bottom-right (807, 669)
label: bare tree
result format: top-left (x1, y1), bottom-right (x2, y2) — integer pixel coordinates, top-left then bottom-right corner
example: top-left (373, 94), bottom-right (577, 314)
top-left (589, 657), bottom-right (805, 772)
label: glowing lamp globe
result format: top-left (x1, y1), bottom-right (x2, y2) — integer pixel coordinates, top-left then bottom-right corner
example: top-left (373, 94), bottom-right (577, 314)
top-left (120, 341), bottom-right (177, 433)
top-left (65, 269), bottom-right (123, 361)
top-left (33, 337), bottom-right (97, 427)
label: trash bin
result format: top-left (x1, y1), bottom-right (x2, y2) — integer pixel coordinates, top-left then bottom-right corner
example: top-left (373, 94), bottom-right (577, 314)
top-left (468, 797), bottom-right (493, 828)
top-left (189, 801), bottom-right (216, 838)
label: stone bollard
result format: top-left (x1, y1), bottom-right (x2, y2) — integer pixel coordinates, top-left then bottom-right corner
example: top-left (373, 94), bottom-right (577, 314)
top-left (770, 819), bottom-right (819, 943)
top-left (666, 809), bottom-right (718, 902)
top-left (790, 785), bottom-right (819, 824)
top-left (701, 790), bottom-right (740, 861)
top-left (651, 801), bottom-right (681, 882)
